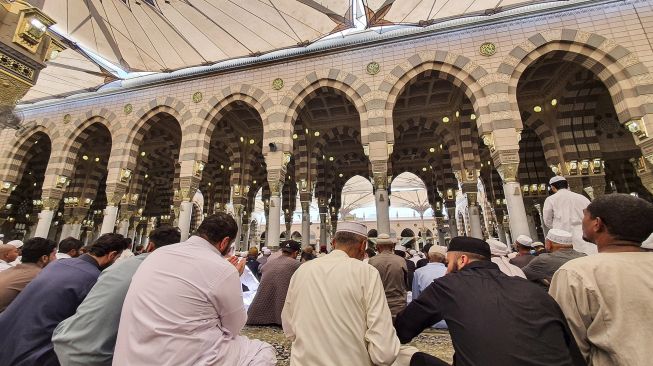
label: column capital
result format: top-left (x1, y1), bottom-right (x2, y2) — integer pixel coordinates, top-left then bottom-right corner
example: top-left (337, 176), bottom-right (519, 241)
top-left (40, 196), bottom-right (61, 211)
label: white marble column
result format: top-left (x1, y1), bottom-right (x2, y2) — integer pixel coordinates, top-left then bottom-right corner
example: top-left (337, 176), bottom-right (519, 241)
top-left (232, 204), bottom-right (244, 250)
top-left (497, 223), bottom-right (507, 244)
top-left (117, 219), bottom-right (129, 237)
top-left (446, 207), bottom-right (457, 239)
top-left (301, 202), bottom-right (310, 247)
top-left (374, 188), bottom-right (390, 235)
top-left (70, 223), bottom-right (82, 239)
top-left (468, 205), bottom-right (483, 239)
top-left (267, 195), bottom-right (282, 248)
top-left (503, 182), bottom-right (531, 239)
top-left (178, 201), bottom-right (193, 242)
top-left (319, 213), bottom-right (327, 248)
top-left (34, 210), bottom-right (54, 238)
top-left (60, 224), bottom-right (73, 239)
top-left (100, 206), bottom-right (118, 235)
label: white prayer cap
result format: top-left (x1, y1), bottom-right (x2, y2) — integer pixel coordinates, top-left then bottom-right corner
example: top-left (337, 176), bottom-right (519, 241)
top-left (7, 240), bottom-right (23, 249)
top-left (642, 233), bottom-right (653, 249)
top-left (428, 245), bottom-right (447, 257)
top-left (532, 241), bottom-right (544, 248)
top-left (549, 175), bottom-right (566, 185)
top-left (262, 248), bottom-right (271, 255)
top-left (394, 244), bottom-right (406, 252)
top-left (487, 238), bottom-right (510, 256)
top-left (546, 229), bottom-right (573, 245)
top-left (336, 221), bottom-right (367, 237)
top-left (515, 235), bottom-right (533, 247)
top-left (261, 246), bottom-right (268, 251)
top-left (376, 233), bottom-right (394, 245)
top-left (409, 249), bottom-right (417, 256)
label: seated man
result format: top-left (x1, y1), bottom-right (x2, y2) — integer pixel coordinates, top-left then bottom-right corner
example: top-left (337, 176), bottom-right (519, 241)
top-left (0, 234), bottom-right (129, 366)
top-left (52, 226), bottom-right (181, 366)
top-left (394, 237), bottom-right (584, 366)
top-left (411, 244), bottom-right (447, 329)
top-left (487, 238), bottom-right (525, 278)
top-left (0, 237), bottom-right (57, 312)
top-left (282, 222), bottom-right (409, 366)
top-left (56, 237), bottom-right (84, 259)
top-left (522, 229), bottom-right (585, 287)
top-left (113, 213), bottom-right (276, 366)
top-left (247, 240), bottom-right (301, 326)
top-left (0, 244), bottom-right (18, 271)
top-left (509, 234), bottom-right (535, 268)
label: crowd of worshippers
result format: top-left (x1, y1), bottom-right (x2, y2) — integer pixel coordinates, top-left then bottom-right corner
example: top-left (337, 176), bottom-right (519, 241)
top-left (0, 189), bottom-right (651, 366)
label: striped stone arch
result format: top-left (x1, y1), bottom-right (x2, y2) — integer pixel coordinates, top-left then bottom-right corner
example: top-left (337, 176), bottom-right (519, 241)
top-left (119, 101), bottom-right (187, 171)
top-left (522, 115), bottom-right (559, 165)
top-left (50, 114), bottom-right (115, 179)
top-left (499, 29), bottom-right (653, 126)
top-left (1, 125), bottom-right (52, 183)
top-left (192, 85), bottom-right (272, 163)
top-left (378, 50), bottom-right (490, 141)
top-left (273, 69), bottom-right (371, 151)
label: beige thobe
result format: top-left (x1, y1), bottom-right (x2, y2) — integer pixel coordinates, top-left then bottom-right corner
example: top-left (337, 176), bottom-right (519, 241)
top-left (550, 252), bottom-right (653, 366)
top-left (113, 236), bottom-right (275, 366)
top-left (282, 249), bottom-right (401, 366)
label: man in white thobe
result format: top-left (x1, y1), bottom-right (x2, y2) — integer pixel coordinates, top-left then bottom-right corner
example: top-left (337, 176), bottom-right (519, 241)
top-left (543, 176), bottom-right (596, 255)
top-left (282, 222), bottom-right (414, 366)
top-left (113, 213), bottom-right (276, 366)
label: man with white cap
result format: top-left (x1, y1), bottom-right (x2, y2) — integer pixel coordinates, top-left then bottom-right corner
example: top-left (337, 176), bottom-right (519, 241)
top-left (509, 234), bottom-right (535, 269)
top-left (522, 229), bottom-right (585, 287)
top-left (412, 245), bottom-right (448, 329)
top-left (543, 176), bottom-right (596, 255)
top-left (282, 222), bottom-right (411, 366)
top-left (487, 238), bottom-right (526, 278)
top-left (369, 234), bottom-right (409, 318)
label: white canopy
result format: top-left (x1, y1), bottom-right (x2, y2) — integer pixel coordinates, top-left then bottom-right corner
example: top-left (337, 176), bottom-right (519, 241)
top-left (363, 0), bottom-right (568, 26)
top-left (28, 0), bottom-right (354, 72)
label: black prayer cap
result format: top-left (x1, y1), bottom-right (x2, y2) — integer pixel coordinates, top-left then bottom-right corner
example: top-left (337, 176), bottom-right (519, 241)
top-left (447, 237), bottom-right (491, 259)
top-left (280, 240), bottom-right (301, 253)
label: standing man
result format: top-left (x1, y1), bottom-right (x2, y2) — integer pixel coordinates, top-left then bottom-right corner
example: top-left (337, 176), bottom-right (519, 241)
top-left (543, 176), bottom-right (596, 255)
top-left (368, 234), bottom-right (408, 318)
top-left (247, 240), bottom-right (301, 326)
top-left (52, 226), bottom-right (181, 366)
top-left (0, 233), bottom-right (129, 366)
top-left (0, 244), bottom-right (18, 271)
top-left (395, 237), bottom-right (584, 366)
top-left (509, 235), bottom-right (535, 268)
top-left (550, 194), bottom-right (653, 365)
top-left (113, 213), bottom-right (276, 366)
top-left (0, 237), bottom-right (57, 312)
top-left (282, 222), bottom-right (405, 366)
top-left (522, 229), bottom-right (585, 287)
top-left (56, 237), bottom-right (84, 259)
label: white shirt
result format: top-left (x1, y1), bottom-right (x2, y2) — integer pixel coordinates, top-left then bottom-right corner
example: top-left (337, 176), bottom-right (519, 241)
top-left (543, 189), bottom-right (597, 255)
top-left (282, 249), bottom-right (400, 366)
top-left (113, 236), bottom-right (247, 366)
top-left (0, 260), bottom-right (12, 271)
top-left (55, 253), bottom-right (71, 260)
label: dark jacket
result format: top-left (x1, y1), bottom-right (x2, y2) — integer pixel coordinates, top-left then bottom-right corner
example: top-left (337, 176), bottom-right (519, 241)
top-left (394, 261), bottom-right (585, 366)
top-left (0, 255), bottom-right (101, 366)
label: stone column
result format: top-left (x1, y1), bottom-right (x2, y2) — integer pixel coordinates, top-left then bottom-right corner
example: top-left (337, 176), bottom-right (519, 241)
top-left (319, 205), bottom-right (327, 249)
top-left (69, 223), bottom-right (82, 239)
top-left (301, 201), bottom-right (310, 247)
top-left (631, 156), bottom-right (653, 195)
top-left (232, 203), bottom-right (244, 249)
top-left (268, 193), bottom-right (282, 249)
top-left (493, 159), bottom-right (531, 240)
top-left (60, 223), bottom-right (73, 240)
top-left (264, 152), bottom-right (290, 249)
top-left (100, 206), bottom-right (118, 234)
top-left (468, 203), bottom-right (483, 239)
top-left (35, 209), bottom-right (55, 238)
top-left (497, 221), bottom-right (507, 243)
top-left (117, 218), bottom-right (130, 236)
top-left (372, 172), bottom-right (391, 235)
top-left (178, 201), bottom-right (193, 242)
top-left (446, 206), bottom-right (457, 239)
top-left (587, 175), bottom-right (606, 200)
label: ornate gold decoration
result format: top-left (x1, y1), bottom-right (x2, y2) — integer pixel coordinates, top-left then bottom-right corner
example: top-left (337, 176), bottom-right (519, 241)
top-left (123, 104), bottom-right (133, 115)
top-left (12, 9), bottom-right (55, 54)
top-left (479, 42), bottom-right (497, 57)
top-left (625, 119), bottom-right (648, 140)
top-left (495, 163), bottom-right (519, 183)
top-left (55, 175), bottom-right (70, 188)
top-left (192, 91), bottom-right (203, 103)
top-left (41, 197), bottom-right (60, 211)
top-left (269, 181), bottom-right (283, 196)
top-left (0, 181), bottom-right (14, 193)
top-left (282, 152), bottom-right (292, 168)
top-left (366, 61), bottom-right (380, 75)
top-left (63, 114), bottom-right (71, 124)
top-left (119, 168), bottom-right (132, 183)
top-left (372, 172), bottom-right (388, 190)
top-left (481, 132), bottom-right (495, 152)
top-left (272, 78), bottom-right (284, 90)
top-left (0, 51), bottom-right (35, 82)
top-left (193, 160), bottom-right (205, 177)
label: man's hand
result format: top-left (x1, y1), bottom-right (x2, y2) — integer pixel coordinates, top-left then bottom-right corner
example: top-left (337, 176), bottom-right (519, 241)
top-left (227, 255), bottom-right (246, 276)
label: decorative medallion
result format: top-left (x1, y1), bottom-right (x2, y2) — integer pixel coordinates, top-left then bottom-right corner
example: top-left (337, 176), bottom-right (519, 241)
top-left (479, 42), bottom-right (497, 57)
top-left (63, 114), bottom-right (71, 124)
top-left (272, 78), bottom-right (284, 90)
top-left (192, 91), bottom-right (203, 103)
top-left (366, 61), bottom-right (380, 75)
top-left (123, 103), bottom-right (133, 115)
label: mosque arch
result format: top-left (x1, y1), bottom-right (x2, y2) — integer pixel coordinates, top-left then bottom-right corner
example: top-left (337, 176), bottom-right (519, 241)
top-left (380, 50), bottom-right (491, 138)
top-left (501, 29), bottom-right (653, 124)
top-left (2, 126), bottom-right (53, 184)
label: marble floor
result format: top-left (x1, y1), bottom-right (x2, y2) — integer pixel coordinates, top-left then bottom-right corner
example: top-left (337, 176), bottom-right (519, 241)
top-left (242, 326), bottom-right (454, 365)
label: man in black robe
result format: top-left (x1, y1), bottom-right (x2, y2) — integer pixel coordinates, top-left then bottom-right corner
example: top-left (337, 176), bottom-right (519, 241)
top-left (394, 236), bottom-right (585, 366)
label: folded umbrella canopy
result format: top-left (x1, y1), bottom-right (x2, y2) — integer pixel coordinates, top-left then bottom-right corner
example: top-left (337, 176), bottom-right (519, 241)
top-left (28, 0), bottom-right (354, 72)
